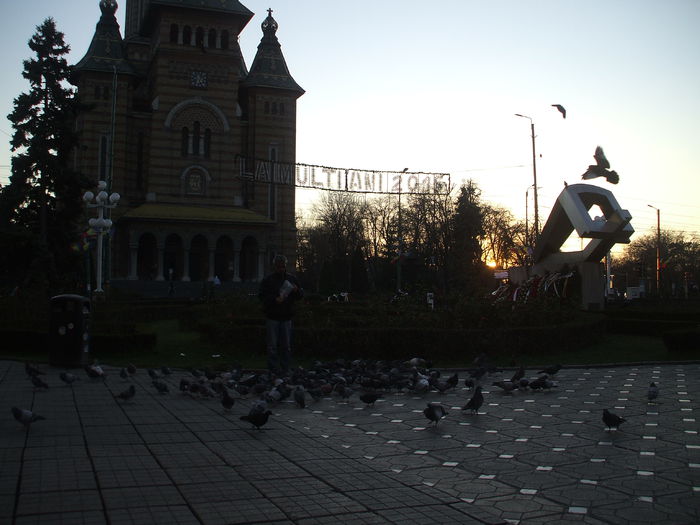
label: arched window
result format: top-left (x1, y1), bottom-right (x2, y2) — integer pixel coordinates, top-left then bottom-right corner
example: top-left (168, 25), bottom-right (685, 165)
top-left (271, 102), bottom-right (278, 115)
top-left (182, 26), bottom-right (192, 45)
top-left (280, 102), bottom-right (285, 116)
top-left (204, 128), bottom-right (211, 158)
top-left (264, 101), bottom-right (270, 114)
top-left (192, 121), bottom-right (201, 156)
top-left (208, 28), bottom-right (216, 49)
top-left (195, 27), bottom-right (204, 48)
top-left (181, 127), bottom-right (189, 157)
top-left (103, 86), bottom-right (110, 100)
top-left (221, 30), bottom-right (229, 50)
top-left (94, 85), bottom-right (101, 99)
top-left (169, 24), bottom-right (178, 43)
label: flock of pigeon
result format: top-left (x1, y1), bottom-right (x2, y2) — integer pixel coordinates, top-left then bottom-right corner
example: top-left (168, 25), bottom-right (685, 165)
top-left (13, 357), bottom-right (660, 432)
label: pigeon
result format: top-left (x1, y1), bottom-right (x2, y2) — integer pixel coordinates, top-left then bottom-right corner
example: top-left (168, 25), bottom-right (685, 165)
top-left (160, 366), bottom-right (172, 376)
top-left (25, 362), bottom-right (45, 377)
top-left (582, 146), bottom-right (619, 184)
top-left (551, 104), bottom-right (566, 119)
top-left (293, 386), bottom-right (306, 408)
top-left (59, 372), bottom-right (80, 386)
top-left (12, 406), bottom-right (45, 429)
top-left (462, 386), bottom-right (484, 414)
top-left (492, 380), bottom-right (516, 394)
top-left (510, 366), bottom-right (525, 384)
top-left (359, 392), bottom-right (381, 407)
top-left (221, 387), bottom-right (235, 411)
top-left (115, 384), bottom-right (136, 401)
top-left (602, 409), bottom-right (625, 430)
top-left (647, 382), bottom-right (659, 404)
top-left (152, 380), bottom-right (169, 394)
top-left (147, 369), bottom-right (160, 380)
top-left (119, 368), bottom-right (129, 380)
top-left (85, 364), bottom-right (106, 380)
top-left (445, 372), bottom-right (459, 390)
top-left (30, 375), bottom-right (49, 390)
top-left (537, 364), bottom-right (562, 375)
top-left (240, 410), bottom-right (272, 430)
top-left (423, 402), bottom-right (448, 427)
top-left (126, 363), bottom-right (137, 375)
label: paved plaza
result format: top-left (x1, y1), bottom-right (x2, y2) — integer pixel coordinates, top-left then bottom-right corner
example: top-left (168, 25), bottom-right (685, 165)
top-left (2, 359), bottom-right (699, 524)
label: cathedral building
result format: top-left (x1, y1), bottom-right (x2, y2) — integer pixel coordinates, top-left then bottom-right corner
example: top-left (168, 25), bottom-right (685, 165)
top-left (72, 0), bottom-right (303, 288)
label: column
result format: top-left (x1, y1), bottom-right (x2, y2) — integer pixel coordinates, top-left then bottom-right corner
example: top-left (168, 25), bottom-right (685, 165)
top-left (257, 251), bottom-right (265, 282)
top-left (182, 249), bottom-right (191, 281)
top-left (128, 243), bottom-right (138, 280)
top-left (232, 249), bottom-right (241, 282)
top-left (155, 245), bottom-right (165, 281)
top-left (207, 249), bottom-right (215, 281)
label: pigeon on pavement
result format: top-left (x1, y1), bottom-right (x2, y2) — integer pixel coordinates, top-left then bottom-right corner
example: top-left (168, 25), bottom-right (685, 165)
top-left (647, 382), bottom-right (659, 404)
top-left (359, 392), bottom-right (381, 407)
top-left (602, 409), bottom-right (625, 431)
top-left (115, 384), bottom-right (136, 402)
top-left (462, 385), bottom-right (484, 414)
top-left (423, 402), bottom-right (448, 427)
top-left (240, 409), bottom-right (272, 430)
top-left (30, 374), bottom-right (49, 390)
top-left (59, 372), bottom-right (80, 386)
top-left (12, 406), bottom-right (45, 429)
top-left (293, 386), bottom-right (306, 408)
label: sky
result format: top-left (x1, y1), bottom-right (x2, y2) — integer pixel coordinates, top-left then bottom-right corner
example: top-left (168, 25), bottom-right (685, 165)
top-left (1, 0), bottom-right (699, 257)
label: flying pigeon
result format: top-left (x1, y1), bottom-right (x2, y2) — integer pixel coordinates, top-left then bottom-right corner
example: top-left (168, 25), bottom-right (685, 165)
top-left (551, 104), bottom-right (566, 118)
top-left (602, 409), bottom-right (625, 431)
top-left (647, 382), bottom-right (659, 404)
top-left (115, 384), bottom-right (136, 401)
top-left (423, 402), bottom-right (448, 427)
top-left (12, 406), bottom-right (45, 429)
top-left (240, 409), bottom-right (272, 430)
top-left (582, 146), bottom-right (619, 184)
top-left (462, 385), bottom-right (484, 414)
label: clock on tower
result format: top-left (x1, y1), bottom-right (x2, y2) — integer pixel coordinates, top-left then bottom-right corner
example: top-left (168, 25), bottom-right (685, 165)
top-left (190, 71), bottom-right (208, 88)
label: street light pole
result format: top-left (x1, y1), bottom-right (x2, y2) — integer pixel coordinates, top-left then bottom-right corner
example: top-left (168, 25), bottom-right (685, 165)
top-left (647, 204), bottom-right (661, 296)
top-left (84, 181), bottom-right (120, 294)
top-left (515, 114), bottom-right (539, 240)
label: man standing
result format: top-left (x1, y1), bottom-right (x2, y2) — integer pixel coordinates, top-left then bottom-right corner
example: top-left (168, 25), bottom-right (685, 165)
top-left (258, 254), bottom-right (303, 375)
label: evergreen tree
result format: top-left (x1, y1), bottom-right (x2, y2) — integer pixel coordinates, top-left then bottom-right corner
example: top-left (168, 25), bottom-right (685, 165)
top-left (0, 18), bottom-right (86, 290)
top-left (450, 181), bottom-right (486, 292)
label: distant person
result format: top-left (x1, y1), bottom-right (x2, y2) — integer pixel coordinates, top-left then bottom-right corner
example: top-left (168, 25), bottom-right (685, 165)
top-left (258, 254), bottom-right (303, 376)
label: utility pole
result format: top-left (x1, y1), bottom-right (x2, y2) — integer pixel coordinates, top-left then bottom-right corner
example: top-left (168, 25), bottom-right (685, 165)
top-left (647, 204), bottom-right (661, 296)
top-left (515, 114), bottom-right (539, 239)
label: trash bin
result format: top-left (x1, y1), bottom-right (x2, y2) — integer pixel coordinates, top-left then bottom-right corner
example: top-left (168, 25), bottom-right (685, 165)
top-left (49, 294), bottom-right (90, 367)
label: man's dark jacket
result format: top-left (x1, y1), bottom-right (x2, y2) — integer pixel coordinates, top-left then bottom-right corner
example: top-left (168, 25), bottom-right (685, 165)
top-left (258, 272), bottom-right (303, 321)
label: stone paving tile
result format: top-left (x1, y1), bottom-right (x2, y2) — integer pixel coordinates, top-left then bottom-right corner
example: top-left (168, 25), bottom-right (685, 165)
top-left (16, 489), bottom-right (104, 516)
top-left (165, 465), bottom-right (246, 485)
top-left (179, 479), bottom-right (261, 503)
top-left (375, 503), bottom-right (484, 524)
top-left (189, 497), bottom-right (290, 524)
top-left (96, 467), bottom-right (172, 488)
top-left (297, 511), bottom-right (392, 524)
top-left (101, 484), bottom-right (185, 510)
top-left (14, 509), bottom-right (107, 525)
top-left (107, 505), bottom-right (199, 525)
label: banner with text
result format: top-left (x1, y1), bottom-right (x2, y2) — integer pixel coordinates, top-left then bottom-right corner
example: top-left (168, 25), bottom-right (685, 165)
top-left (237, 156), bottom-right (451, 195)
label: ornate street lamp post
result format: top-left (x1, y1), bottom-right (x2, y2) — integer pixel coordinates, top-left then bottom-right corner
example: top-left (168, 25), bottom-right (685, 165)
top-left (83, 181), bottom-right (120, 294)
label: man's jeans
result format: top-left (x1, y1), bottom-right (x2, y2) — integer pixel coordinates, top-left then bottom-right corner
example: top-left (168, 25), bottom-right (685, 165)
top-left (266, 319), bottom-right (292, 374)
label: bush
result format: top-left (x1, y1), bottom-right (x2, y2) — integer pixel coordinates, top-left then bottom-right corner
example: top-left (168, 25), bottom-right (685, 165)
top-left (662, 328), bottom-right (700, 355)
